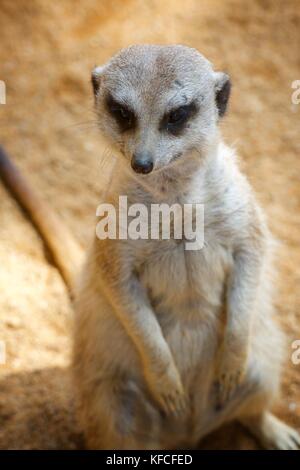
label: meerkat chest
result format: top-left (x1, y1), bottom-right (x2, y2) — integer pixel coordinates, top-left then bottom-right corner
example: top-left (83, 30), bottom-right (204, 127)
top-left (139, 236), bottom-right (233, 318)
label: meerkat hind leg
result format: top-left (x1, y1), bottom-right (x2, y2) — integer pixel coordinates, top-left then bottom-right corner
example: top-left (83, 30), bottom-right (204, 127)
top-left (240, 412), bottom-right (300, 450)
top-left (80, 376), bottom-right (170, 450)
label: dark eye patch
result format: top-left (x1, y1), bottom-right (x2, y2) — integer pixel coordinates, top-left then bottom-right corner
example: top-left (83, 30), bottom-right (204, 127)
top-left (105, 94), bottom-right (136, 132)
top-left (160, 101), bottom-right (198, 136)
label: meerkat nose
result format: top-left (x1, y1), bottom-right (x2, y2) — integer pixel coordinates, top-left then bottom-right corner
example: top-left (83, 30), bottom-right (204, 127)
top-left (131, 153), bottom-right (154, 174)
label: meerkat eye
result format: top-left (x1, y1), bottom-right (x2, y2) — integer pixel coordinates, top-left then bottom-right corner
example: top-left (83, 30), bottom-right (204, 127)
top-left (168, 107), bottom-right (188, 125)
top-left (105, 94), bottom-right (135, 131)
top-left (160, 101), bottom-right (198, 136)
top-left (111, 104), bottom-right (134, 126)
top-left (119, 107), bottom-right (130, 120)
top-left (111, 105), bottom-right (131, 122)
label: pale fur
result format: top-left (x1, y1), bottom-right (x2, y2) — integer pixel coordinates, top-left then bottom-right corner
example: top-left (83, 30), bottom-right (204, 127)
top-left (73, 45), bottom-right (300, 449)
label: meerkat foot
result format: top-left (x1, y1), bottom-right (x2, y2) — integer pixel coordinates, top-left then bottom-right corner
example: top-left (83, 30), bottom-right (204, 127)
top-left (241, 412), bottom-right (300, 450)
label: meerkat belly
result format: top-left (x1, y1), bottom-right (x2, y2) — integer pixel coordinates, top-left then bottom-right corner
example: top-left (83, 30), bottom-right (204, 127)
top-left (76, 240), bottom-right (231, 408)
top-left (140, 242), bottom-right (232, 379)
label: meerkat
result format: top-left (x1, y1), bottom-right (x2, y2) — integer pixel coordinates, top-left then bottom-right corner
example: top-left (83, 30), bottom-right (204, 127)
top-left (72, 45), bottom-right (300, 449)
top-left (0, 44), bottom-right (299, 450)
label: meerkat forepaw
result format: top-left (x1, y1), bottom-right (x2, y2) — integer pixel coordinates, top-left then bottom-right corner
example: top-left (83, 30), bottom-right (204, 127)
top-left (214, 366), bottom-right (245, 410)
top-left (158, 385), bottom-right (187, 417)
top-left (145, 361), bottom-right (187, 417)
top-left (214, 345), bottom-right (248, 410)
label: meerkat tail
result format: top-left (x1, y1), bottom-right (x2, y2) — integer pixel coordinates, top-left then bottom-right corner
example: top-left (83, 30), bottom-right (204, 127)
top-left (0, 145), bottom-right (84, 294)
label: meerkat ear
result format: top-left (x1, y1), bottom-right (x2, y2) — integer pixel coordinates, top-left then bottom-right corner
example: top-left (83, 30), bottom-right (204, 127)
top-left (91, 65), bottom-right (105, 97)
top-left (214, 72), bottom-right (231, 118)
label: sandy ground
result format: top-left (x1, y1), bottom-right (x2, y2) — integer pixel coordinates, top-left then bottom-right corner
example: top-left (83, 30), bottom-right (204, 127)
top-left (0, 0), bottom-right (299, 449)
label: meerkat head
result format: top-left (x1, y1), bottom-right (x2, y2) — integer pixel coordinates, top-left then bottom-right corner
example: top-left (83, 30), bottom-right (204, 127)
top-left (92, 45), bottom-right (230, 175)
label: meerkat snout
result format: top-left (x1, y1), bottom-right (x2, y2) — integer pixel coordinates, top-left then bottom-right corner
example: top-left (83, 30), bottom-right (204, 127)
top-left (131, 152), bottom-right (154, 174)
top-left (92, 45), bottom-right (231, 173)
